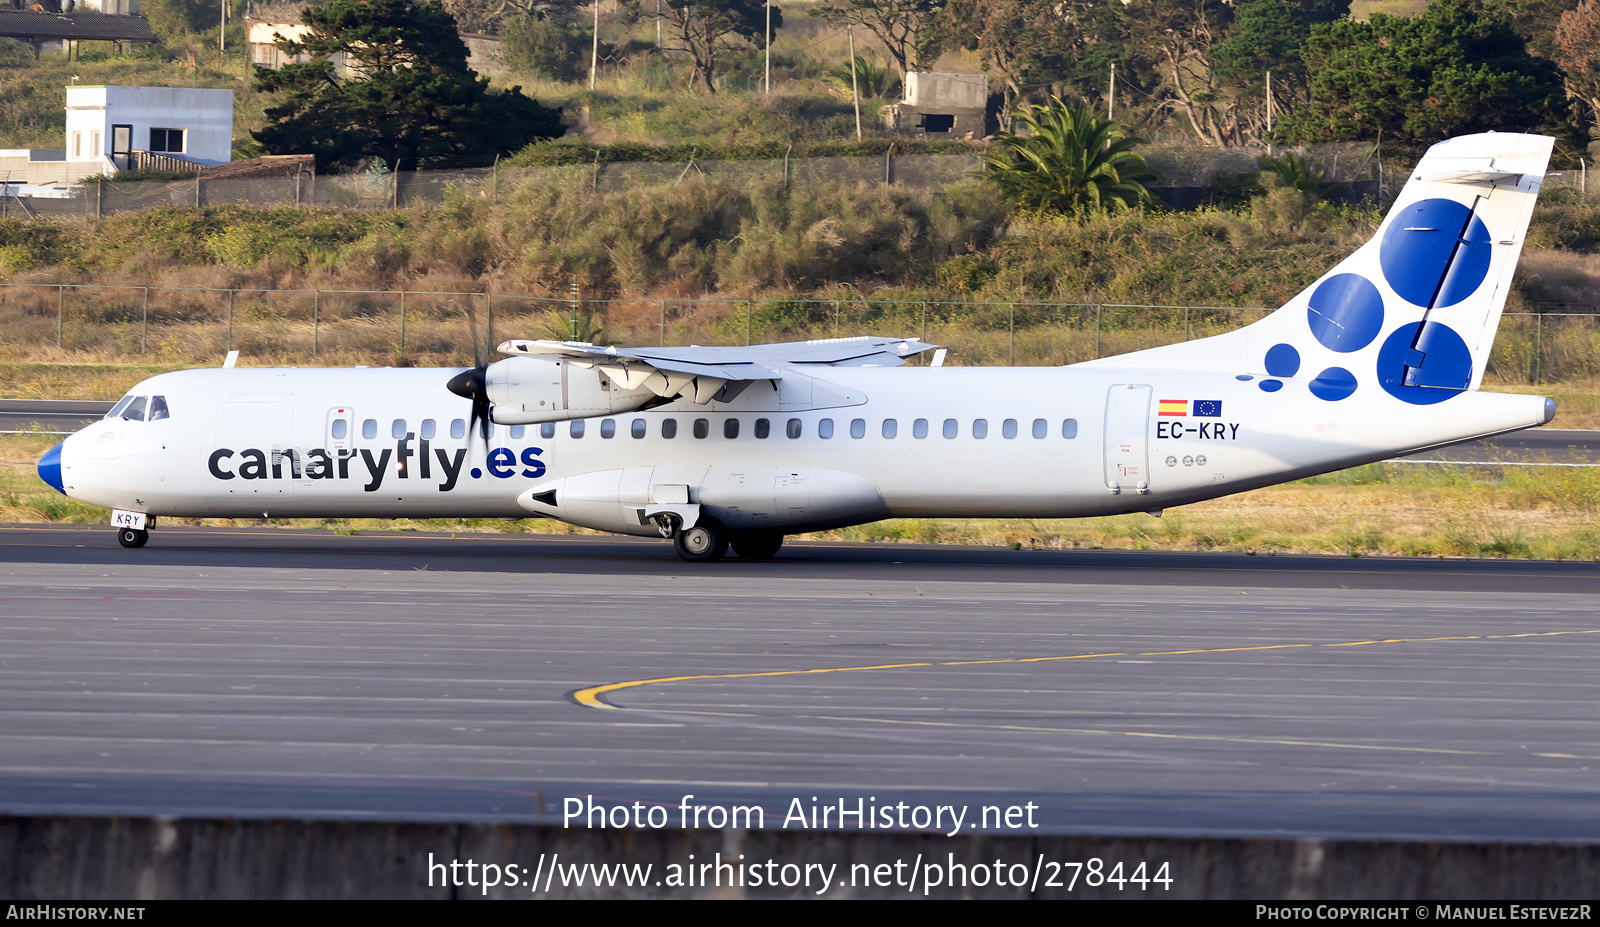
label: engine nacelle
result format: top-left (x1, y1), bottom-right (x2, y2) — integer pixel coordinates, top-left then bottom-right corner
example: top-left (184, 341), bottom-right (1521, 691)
top-left (486, 356), bottom-right (658, 424)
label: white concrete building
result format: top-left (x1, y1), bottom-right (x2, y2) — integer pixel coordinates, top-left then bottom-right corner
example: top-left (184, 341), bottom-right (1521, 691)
top-left (66, 85), bottom-right (235, 169)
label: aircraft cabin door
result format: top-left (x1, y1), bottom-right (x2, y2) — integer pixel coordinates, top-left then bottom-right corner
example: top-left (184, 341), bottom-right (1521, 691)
top-left (1103, 384), bottom-right (1152, 495)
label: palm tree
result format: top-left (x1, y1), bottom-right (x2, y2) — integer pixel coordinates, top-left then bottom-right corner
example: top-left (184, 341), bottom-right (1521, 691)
top-left (982, 98), bottom-right (1153, 215)
top-left (824, 57), bottom-right (901, 100)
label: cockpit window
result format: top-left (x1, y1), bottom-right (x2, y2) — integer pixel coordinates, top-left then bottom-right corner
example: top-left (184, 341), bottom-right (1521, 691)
top-left (148, 396), bottom-right (170, 421)
top-left (105, 396), bottom-right (134, 419)
top-left (121, 396), bottom-right (147, 421)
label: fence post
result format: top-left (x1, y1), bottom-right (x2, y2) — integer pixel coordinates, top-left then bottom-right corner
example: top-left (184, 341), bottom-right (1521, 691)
top-left (569, 277), bottom-right (579, 340)
top-left (96, 175), bottom-right (102, 219)
top-left (1093, 304), bottom-right (1102, 359)
top-left (141, 286), bottom-right (148, 354)
top-left (1008, 305), bottom-right (1015, 366)
top-left (399, 288), bottom-right (406, 364)
top-left (834, 300), bottom-right (840, 339)
top-left (659, 298), bottom-right (665, 346)
top-left (56, 284), bottom-right (63, 348)
top-left (920, 303), bottom-right (927, 348)
top-left (227, 289), bottom-right (234, 350)
top-left (1184, 305), bottom-right (1191, 342)
top-left (313, 289), bottom-right (319, 358)
top-left (1533, 309), bottom-right (1542, 384)
top-left (746, 299), bottom-right (752, 345)
top-left (194, 174), bottom-right (201, 208)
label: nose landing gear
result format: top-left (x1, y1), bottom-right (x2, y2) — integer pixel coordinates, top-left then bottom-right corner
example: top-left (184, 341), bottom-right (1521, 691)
top-left (118, 527), bottom-right (149, 548)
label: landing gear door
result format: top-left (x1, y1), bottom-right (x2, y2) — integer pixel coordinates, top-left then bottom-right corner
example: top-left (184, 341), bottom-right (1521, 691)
top-left (1104, 384), bottom-right (1152, 494)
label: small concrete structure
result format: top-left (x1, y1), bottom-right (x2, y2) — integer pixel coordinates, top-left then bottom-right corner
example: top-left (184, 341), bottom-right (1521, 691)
top-left (883, 72), bottom-right (990, 138)
top-left (2, 85), bottom-right (234, 197)
top-left (67, 85), bottom-right (234, 168)
top-left (0, 149), bottom-right (105, 198)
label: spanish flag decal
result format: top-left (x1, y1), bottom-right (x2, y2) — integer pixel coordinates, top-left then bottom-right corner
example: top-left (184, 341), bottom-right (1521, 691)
top-left (1158, 399), bottom-right (1188, 416)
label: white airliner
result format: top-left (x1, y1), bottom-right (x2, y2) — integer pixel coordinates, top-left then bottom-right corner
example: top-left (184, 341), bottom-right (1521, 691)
top-left (37, 132), bottom-right (1556, 561)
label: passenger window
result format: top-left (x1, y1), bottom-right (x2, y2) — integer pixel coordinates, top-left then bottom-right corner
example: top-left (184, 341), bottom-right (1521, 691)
top-left (693, 419), bottom-right (709, 439)
top-left (850, 419), bottom-right (865, 439)
top-left (1062, 419), bottom-right (1078, 439)
top-left (631, 419), bottom-right (646, 438)
top-left (105, 396), bottom-right (134, 419)
top-left (943, 418), bottom-right (957, 438)
top-left (364, 419), bottom-right (378, 439)
top-left (392, 419), bottom-right (407, 439)
top-left (450, 419), bottom-right (465, 439)
top-left (1002, 418), bottom-right (1018, 439)
top-left (421, 419), bottom-right (436, 439)
top-left (600, 419), bottom-right (616, 438)
top-left (510, 425), bottom-right (526, 439)
top-left (570, 420), bottom-right (585, 438)
top-left (1032, 418), bottom-right (1047, 439)
top-left (148, 396), bottom-right (170, 421)
top-left (541, 423), bottom-right (555, 439)
top-left (787, 418), bottom-right (802, 439)
top-left (973, 419), bottom-right (988, 439)
top-left (912, 418), bottom-right (928, 439)
top-left (754, 418), bottom-right (770, 439)
top-left (332, 419), bottom-right (348, 440)
top-left (819, 418), bottom-right (834, 439)
top-left (122, 396), bottom-right (147, 421)
top-left (724, 419), bottom-right (740, 439)
top-left (882, 419), bottom-right (897, 439)
top-left (662, 419), bottom-right (678, 439)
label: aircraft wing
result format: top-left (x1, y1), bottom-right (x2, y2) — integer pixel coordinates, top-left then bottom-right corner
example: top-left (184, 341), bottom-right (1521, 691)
top-left (495, 336), bottom-right (936, 402)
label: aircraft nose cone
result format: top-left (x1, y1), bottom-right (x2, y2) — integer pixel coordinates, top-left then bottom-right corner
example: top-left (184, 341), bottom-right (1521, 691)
top-left (37, 442), bottom-right (64, 495)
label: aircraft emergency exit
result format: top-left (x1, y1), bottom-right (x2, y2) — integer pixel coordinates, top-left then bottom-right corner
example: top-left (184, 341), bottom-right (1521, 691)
top-left (36, 132), bottom-right (1558, 561)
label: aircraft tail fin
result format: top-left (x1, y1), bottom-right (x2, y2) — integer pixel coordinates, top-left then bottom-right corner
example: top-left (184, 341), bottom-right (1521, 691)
top-left (1087, 132), bottom-right (1553, 404)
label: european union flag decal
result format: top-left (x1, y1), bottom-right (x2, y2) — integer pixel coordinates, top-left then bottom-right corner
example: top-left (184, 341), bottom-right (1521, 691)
top-left (1193, 400), bottom-right (1223, 418)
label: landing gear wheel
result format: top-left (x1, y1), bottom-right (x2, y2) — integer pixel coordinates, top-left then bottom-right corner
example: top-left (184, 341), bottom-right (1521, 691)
top-left (118, 528), bottom-right (149, 549)
top-left (673, 516), bottom-right (728, 562)
top-left (729, 530), bottom-right (784, 560)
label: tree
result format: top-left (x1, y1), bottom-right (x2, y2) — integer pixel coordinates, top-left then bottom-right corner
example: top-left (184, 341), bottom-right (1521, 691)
top-left (809, 0), bottom-right (944, 80)
top-left (982, 98), bottom-right (1152, 214)
top-left (253, 0), bottom-right (564, 170)
top-left (1555, 0), bottom-right (1600, 125)
top-left (498, 13), bottom-right (583, 80)
top-left (657, 0), bottom-right (777, 94)
top-left (1286, 0), bottom-right (1574, 143)
top-left (1121, 0), bottom-right (1236, 146)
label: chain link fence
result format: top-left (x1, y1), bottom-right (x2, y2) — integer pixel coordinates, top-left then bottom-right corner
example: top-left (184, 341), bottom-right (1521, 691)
top-left (1, 282), bottom-right (1592, 383)
top-left (0, 142), bottom-right (1401, 218)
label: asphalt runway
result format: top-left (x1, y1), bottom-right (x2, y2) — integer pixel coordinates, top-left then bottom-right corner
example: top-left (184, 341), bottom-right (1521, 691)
top-left (5, 399), bottom-right (1596, 463)
top-left (0, 525), bottom-right (1596, 841)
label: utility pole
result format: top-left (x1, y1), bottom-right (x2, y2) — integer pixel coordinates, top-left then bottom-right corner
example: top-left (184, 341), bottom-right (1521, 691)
top-left (1266, 71), bottom-right (1273, 131)
top-left (219, 0), bottom-right (226, 67)
top-left (656, 0), bottom-right (661, 49)
top-left (590, 0), bottom-right (600, 90)
top-left (764, 0), bottom-right (771, 95)
top-left (848, 26), bottom-right (861, 140)
top-left (1108, 62), bottom-right (1114, 119)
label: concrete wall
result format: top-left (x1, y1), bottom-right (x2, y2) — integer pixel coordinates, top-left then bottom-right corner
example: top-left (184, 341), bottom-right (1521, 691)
top-left (65, 86), bottom-right (234, 167)
top-left (1, 814), bottom-right (1596, 900)
top-left (904, 72), bottom-right (988, 111)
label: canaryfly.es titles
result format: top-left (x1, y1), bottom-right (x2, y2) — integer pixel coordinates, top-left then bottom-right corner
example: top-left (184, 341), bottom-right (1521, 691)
top-left (563, 795), bottom-right (1040, 837)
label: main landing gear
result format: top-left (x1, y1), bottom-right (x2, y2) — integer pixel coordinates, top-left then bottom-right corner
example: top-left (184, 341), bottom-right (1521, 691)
top-left (665, 516), bottom-right (786, 562)
top-left (673, 515), bottom-right (729, 562)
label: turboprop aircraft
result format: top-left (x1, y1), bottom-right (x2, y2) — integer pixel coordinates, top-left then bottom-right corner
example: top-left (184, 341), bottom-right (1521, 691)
top-left (36, 132), bottom-right (1558, 561)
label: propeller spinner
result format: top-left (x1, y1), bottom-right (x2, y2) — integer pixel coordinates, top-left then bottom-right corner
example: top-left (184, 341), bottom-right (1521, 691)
top-left (447, 300), bottom-right (494, 440)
